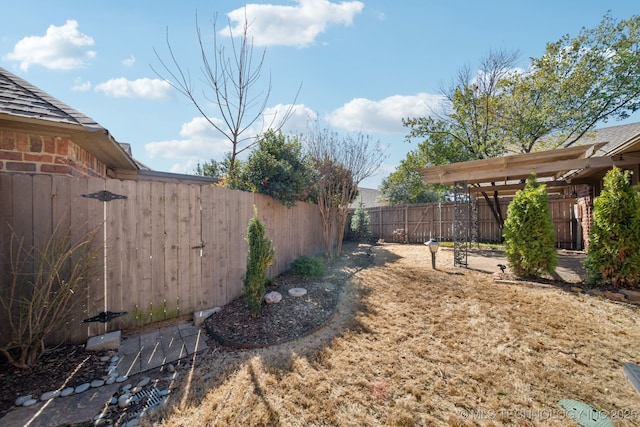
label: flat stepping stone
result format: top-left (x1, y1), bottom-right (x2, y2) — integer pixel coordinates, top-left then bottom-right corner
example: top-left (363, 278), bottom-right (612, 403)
top-left (624, 362), bottom-right (640, 393)
top-left (558, 399), bottom-right (613, 427)
top-left (288, 288), bottom-right (307, 297)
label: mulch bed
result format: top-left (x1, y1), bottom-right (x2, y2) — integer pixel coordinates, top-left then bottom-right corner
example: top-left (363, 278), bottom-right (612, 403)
top-left (204, 275), bottom-right (342, 348)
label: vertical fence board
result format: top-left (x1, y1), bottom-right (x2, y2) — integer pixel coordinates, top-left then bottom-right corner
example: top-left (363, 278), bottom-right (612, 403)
top-left (163, 183), bottom-right (179, 319)
top-left (117, 179), bottom-right (139, 329)
top-left (84, 177), bottom-right (106, 338)
top-left (149, 181), bottom-right (166, 324)
top-left (200, 186), bottom-right (214, 307)
top-left (11, 174), bottom-right (33, 250)
top-left (105, 179), bottom-right (124, 327)
top-left (136, 180), bottom-right (153, 324)
top-left (0, 174), bottom-right (12, 279)
top-left (208, 186), bottom-right (227, 306)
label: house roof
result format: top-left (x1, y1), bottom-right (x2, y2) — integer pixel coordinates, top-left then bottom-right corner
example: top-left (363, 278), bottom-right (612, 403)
top-left (351, 187), bottom-right (385, 208)
top-left (0, 67), bottom-right (138, 171)
top-left (419, 122), bottom-right (640, 193)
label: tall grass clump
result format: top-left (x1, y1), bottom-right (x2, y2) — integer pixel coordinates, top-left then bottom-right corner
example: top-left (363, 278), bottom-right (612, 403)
top-left (0, 222), bottom-right (100, 368)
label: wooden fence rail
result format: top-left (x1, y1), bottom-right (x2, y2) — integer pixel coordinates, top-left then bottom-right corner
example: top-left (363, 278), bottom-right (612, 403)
top-left (360, 197), bottom-right (579, 249)
top-left (0, 173), bottom-right (324, 345)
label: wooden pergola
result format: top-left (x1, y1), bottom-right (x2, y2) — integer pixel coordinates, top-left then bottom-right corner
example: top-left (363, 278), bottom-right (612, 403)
top-left (418, 141), bottom-right (640, 266)
top-left (419, 143), bottom-right (640, 194)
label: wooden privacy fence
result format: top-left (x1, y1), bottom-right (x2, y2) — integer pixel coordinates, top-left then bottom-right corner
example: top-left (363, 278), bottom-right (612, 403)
top-left (0, 173), bottom-right (324, 345)
top-left (362, 197), bottom-right (579, 249)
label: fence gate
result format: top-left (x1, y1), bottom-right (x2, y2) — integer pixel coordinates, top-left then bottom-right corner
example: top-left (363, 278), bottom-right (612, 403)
top-left (95, 179), bottom-right (206, 331)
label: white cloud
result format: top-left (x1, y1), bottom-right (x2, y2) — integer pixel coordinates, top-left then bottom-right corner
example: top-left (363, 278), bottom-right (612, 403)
top-left (224, 0), bottom-right (364, 47)
top-left (144, 117), bottom-right (233, 165)
top-left (122, 55), bottom-right (136, 67)
top-left (326, 93), bottom-right (444, 133)
top-left (263, 103), bottom-right (318, 135)
top-left (94, 78), bottom-right (173, 99)
top-left (71, 77), bottom-right (91, 92)
top-left (144, 105), bottom-right (319, 173)
top-left (4, 20), bottom-right (96, 71)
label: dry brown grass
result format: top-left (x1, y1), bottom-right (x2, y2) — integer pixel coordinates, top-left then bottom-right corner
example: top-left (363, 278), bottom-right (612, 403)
top-left (144, 244), bottom-right (640, 426)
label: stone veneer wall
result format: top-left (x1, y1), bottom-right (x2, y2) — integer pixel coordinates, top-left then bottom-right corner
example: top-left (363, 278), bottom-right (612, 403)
top-left (0, 129), bottom-right (108, 178)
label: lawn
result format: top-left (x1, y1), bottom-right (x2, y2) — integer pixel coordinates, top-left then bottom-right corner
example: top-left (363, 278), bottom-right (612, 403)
top-left (145, 243), bottom-right (640, 426)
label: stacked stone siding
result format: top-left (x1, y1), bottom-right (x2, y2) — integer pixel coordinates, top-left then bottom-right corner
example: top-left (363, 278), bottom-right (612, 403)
top-left (0, 129), bottom-right (108, 178)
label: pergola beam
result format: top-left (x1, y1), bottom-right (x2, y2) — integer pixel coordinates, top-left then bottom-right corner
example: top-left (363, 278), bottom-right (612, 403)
top-left (418, 144), bottom-right (640, 186)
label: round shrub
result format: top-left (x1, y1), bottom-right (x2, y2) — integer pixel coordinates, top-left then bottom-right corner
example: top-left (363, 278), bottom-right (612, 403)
top-left (290, 256), bottom-right (325, 277)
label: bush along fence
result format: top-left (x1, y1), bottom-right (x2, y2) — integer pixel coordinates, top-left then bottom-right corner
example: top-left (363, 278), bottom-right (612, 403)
top-left (356, 196), bottom-right (580, 249)
top-left (0, 173), bottom-right (324, 346)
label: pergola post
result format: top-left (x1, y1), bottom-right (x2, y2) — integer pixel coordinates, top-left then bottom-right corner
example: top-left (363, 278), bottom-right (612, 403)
top-left (453, 180), bottom-right (469, 267)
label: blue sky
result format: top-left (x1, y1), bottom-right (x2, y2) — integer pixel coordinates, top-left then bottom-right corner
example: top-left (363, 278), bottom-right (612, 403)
top-left (1, 1), bottom-right (639, 188)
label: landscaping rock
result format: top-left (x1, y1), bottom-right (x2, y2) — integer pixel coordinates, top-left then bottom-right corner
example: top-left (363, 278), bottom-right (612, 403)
top-left (288, 288), bottom-right (307, 297)
top-left (193, 306), bottom-right (222, 326)
top-left (587, 289), bottom-right (603, 297)
top-left (603, 291), bottom-right (626, 302)
top-left (620, 289), bottom-right (640, 302)
top-left (86, 330), bottom-right (121, 351)
top-left (265, 291), bottom-right (282, 304)
top-left (75, 383), bottom-right (91, 394)
top-left (22, 398), bottom-right (38, 407)
top-left (15, 395), bottom-right (32, 406)
top-left (40, 390), bottom-right (60, 401)
top-left (118, 394), bottom-right (131, 408)
top-left (60, 387), bottom-right (75, 397)
top-left (136, 377), bottom-right (151, 388)
top-left (91, 379), bottom-right (105, 388)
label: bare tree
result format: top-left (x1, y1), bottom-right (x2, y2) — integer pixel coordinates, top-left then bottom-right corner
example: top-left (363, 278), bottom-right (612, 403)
top-left (305, 127), bottom-right (385, 257)
top-left (153, 11), bottom-right (299, 179)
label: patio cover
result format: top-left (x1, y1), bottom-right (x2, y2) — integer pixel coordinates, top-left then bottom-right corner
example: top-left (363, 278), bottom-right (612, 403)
top-left (419, 142), bottom-right (640, 194)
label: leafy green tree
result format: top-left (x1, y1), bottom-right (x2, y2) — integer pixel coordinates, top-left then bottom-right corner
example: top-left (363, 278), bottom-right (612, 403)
top-left (237, 129), bottom-right (316, 207)
top-left (503, 174), bottom-right (557, 278)
top-left (350, 201), bottom-right (371, 242)
top-left (194, 159), bottom-right (223, 178)
top-left (401, 13), bottom-right (640, 228)
top-left (243, 206), bottom-right (275, 317)
top-left (403, 50), bottom-right (518, 227)
top-left (379, 147), bottom-right (445, 205)
top-left (498, 13), bottom-right (640, 153)
top-left (584, 168), bottom-right (640, 288)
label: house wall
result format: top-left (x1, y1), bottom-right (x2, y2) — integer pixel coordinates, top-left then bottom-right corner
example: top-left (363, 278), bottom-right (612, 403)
top-left (0, 128), bottom-right (108, 178)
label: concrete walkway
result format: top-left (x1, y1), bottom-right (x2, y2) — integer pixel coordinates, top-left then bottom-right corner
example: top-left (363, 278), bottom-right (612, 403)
top-left (0, 321), bottom-right (209, 427)
top-left (115, 321), bottom-right (209, 377)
